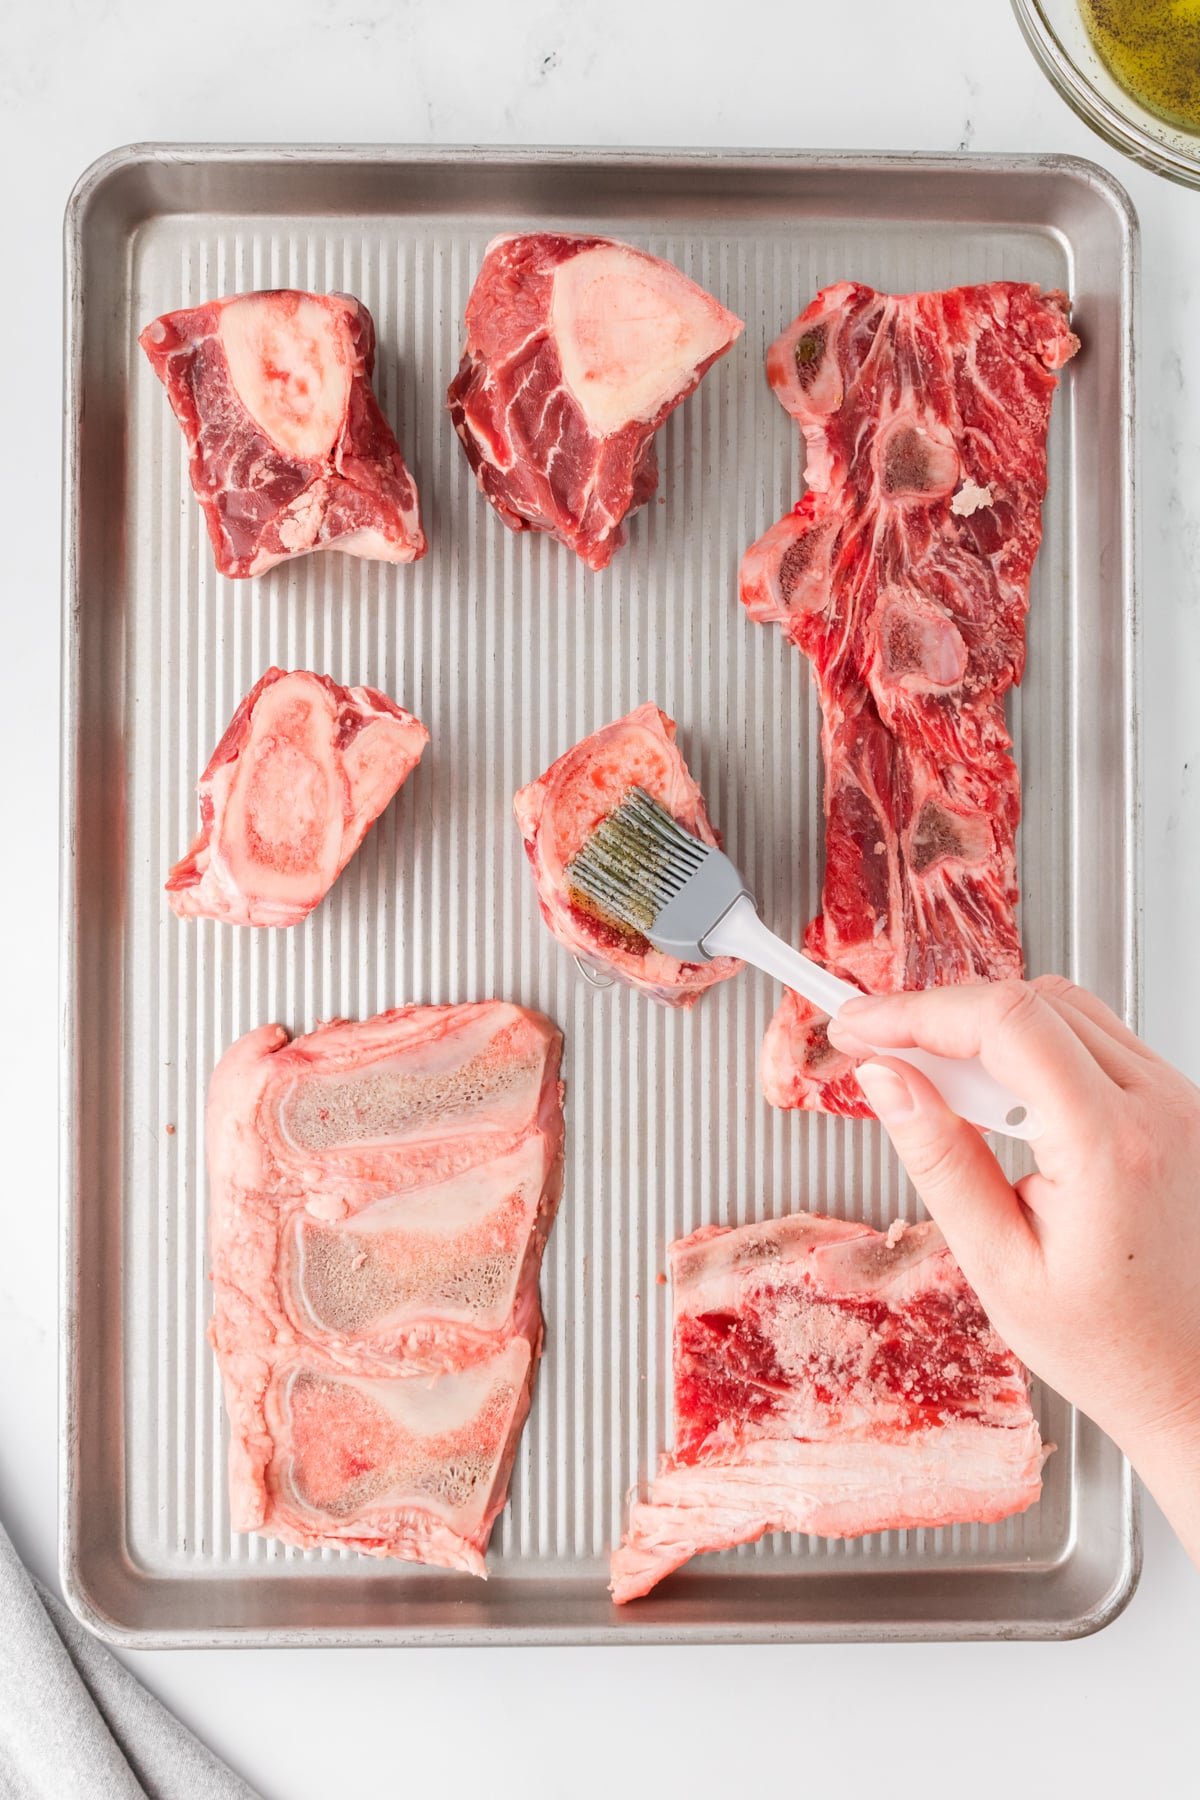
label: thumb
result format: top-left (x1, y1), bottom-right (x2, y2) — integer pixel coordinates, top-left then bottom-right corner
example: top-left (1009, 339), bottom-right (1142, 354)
top-left (855, 1058), bottom-right (1038, 1297)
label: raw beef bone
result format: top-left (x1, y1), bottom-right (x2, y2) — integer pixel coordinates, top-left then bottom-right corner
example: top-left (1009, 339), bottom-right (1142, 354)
top-left (448, 234), bottom-right (743, 569)
top-left (166, 668), bottom-right (428, 928)
top-left (611, 1211), bottom-right (1047, 1603)
top-left (140, 290), bottom-right (426, 577)
top-left (740, 281), bottom-right (1078, 1115)
top-left (514, 702), bottom-right (742, 1005)
top-left (207, 1001), bottom-right (565, 1573)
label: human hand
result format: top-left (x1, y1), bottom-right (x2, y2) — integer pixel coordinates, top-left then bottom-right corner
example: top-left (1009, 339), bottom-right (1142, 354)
top-left (828, 976), bottom-right (1200, 1565)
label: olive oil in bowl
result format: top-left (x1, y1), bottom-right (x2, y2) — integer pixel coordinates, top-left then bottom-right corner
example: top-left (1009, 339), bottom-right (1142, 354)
top-left (1080, 1), bottom-right (1200, 132)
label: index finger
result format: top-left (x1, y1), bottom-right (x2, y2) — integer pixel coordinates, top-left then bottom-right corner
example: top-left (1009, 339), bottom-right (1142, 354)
top-left (835, 979), bottom-right (1121, 1150)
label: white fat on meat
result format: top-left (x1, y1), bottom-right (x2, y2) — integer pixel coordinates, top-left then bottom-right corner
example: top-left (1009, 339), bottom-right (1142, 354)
top-left (950, 479), bottom-right (996, 517)
top-left (611, 1211), bottom-right (1047, 1603)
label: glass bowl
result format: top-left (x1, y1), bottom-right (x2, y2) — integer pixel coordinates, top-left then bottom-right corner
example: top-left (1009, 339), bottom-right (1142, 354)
top-left (1012, 0), bottom-right (1200, 188)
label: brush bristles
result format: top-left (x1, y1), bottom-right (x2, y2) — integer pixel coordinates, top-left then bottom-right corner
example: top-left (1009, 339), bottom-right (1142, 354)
top-left (565, 789), bottom-right (710, 936)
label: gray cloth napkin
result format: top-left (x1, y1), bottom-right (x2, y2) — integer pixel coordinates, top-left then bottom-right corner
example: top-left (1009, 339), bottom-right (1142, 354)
top-left (0, 1521), bottom-right (258, 1800)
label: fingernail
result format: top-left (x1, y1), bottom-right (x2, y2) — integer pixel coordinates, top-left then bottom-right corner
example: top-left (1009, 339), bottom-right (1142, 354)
top-left (856, 1061), bottom-right (917, 1124)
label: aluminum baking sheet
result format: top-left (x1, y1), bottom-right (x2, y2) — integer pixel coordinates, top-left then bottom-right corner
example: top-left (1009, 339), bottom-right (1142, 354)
top-left (61, 146), bottom-right (1140, 1646)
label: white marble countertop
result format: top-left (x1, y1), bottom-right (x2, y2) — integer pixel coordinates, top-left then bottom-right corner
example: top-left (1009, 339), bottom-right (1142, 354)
top-left (3, 1), bottom-right (1198, 1794)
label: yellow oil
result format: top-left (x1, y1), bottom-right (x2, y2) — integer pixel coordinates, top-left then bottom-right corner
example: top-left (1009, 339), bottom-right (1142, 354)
top-left (1080, 0), bottom-right (1200, 131)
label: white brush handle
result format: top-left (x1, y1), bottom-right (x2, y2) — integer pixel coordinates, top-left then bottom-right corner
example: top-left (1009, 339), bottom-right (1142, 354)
top-left (705, 896), bottom-right (1043, 1142)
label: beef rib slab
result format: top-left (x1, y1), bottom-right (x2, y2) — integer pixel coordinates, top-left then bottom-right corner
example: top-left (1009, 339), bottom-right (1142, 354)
top-left (448, 234), bottom-right (743, 569)
top-left (514, 702), bottom-right (742, 1005)
top-left (207, 1002), bottom-right (564, 1573)
top-left (611, 1211), bottom-right (1046, 1603)
top-left (740, 281), bottom-right (1078, 1114)
top-left (166, 668), bottom-right (428, 928)
top-left (141, 290), bottom-right (426, 577)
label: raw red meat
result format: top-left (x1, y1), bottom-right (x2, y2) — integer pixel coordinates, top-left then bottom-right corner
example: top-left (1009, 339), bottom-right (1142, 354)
top-left (166, 668), bottom-right (428, 929)
top-left (740, 281), bottom-right (1078, 1114)
top-left (448, 234), bottom-right (743, 570)
top-left (611, 1212), bottom-right (1046, 1603)
top-left (140, 290), bottom-right (426, 577)
top-left (514, 702), bottom-right (742, 1005)
top-left (207, 1002), bottom-right (564, 1573)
